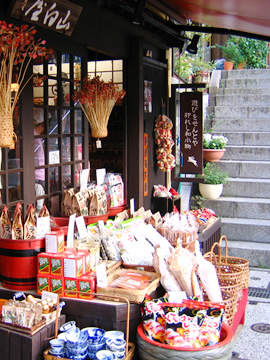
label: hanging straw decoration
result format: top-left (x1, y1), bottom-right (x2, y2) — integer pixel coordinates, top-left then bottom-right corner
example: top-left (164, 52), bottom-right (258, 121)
top-left (73, 75), bottom-right (126, 139)
top-left (0, 21), bottom-right (51, 148)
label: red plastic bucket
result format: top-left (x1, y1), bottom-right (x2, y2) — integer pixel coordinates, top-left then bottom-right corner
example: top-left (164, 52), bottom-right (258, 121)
top-left (0, 238), bottom-right (45, 290)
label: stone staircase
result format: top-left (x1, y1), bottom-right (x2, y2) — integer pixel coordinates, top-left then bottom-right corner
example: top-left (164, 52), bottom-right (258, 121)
top-left (204, 69), bottom-right (270, 267)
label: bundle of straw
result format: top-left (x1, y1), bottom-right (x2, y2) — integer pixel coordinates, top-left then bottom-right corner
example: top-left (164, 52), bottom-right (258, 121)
top-left (0, 21), bottom-right (51, 148)
top-left (73, 76), bottom-right (126, 138)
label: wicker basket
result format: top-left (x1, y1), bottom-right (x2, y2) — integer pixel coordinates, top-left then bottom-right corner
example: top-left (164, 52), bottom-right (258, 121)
top-left (0, 112), bottom-right (15, 148)
top-left (218, 235), bottom-right (249, 289)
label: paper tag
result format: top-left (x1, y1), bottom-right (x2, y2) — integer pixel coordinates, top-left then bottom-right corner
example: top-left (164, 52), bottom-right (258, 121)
top-left (96, 262), bottom-right (108, 288)
top-left (49, 150), bottom-right (60, 164)
top-left (80, 168), bottom-right (90, 190)
top-left (96, 140), bottom-right (102, 148)
top-left (98, 220), bottom-right (104, 231)
top-left (130, 198), bottom-right (135, 215)
top-left (41, 290), bottom-right (59, 302)
top-left (36, 216), bottom-right (51, 239)
top-left (96, 168), bottom-right (106, 186)
top-left (76, 216), bottom-right (88, 239)
top-left (67, 214), bottom-right (76, 248)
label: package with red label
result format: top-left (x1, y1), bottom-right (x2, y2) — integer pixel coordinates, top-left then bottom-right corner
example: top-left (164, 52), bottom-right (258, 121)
top-left (77, 275), bottom-right (96, 300)
top-left (37, 274), bottom-right (50, 295)
top-left (24, 204), bottom-right (37, 239)
top-left (77, 249), bottom-right (91, 274)
top-left (64, 277), bottom-right (78, 298)
top-left (50, 253), bottom-right (65, 276)
top-left (105, 173), bottom-right (124, 207)
top-left (37, 253), bottom-right (50, 274)
top-left (12, 202), bottom-right (24, 239)
top-left (50, 275), bottom-right (64, 296)
top-left (0, 205), bottom-right (12, 239)
top-left (64, 254), bottom-right (84, 278)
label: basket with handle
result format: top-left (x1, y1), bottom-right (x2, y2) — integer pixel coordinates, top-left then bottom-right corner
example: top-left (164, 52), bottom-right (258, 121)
top-left (43, 292), bottom-right (135, 360)
top-left (204, 243), bottom-right (243, 301)
top-left (192, 262), bottom-right (237, 328)
top-left (218, 235), bottom-right (249, 289)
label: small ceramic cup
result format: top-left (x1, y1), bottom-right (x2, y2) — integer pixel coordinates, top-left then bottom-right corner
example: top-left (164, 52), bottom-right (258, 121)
top-left (106, 338), bottom-right (126, 353)
top-left (49, 338), bottom-right (65, 354)
top-left (96, 350), bottom-right (116, 360)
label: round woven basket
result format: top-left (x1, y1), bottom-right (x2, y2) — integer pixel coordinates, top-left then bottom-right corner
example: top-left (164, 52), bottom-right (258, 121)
top-left (219, 235), bottom-right (249, 289)
top-left (91, 124), bottom-right (108, 138)
top-left (137, 322), bottom-right (234, 360)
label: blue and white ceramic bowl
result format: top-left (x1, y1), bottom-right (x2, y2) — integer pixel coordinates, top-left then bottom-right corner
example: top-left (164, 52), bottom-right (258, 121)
top-left (106, 338), bottom-right (126, 353)
top-left (86, 327), bottom-right (106, 345)
top-left (59, 321), bottom-right (76, 333)
top-left (88, 339), bottom-right (106, 352)
top-left (49, 338), bottom-right (65, 354)
top-left (66, 328), bottom-right (88, 350)
top-left (96, 350), bottom-right (116, 360)
top-left (104, 331), bottom-right (124, 341)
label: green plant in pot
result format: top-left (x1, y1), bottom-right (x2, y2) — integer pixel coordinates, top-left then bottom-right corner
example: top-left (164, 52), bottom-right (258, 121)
top-left (197, 162), bottom-right (228, 199)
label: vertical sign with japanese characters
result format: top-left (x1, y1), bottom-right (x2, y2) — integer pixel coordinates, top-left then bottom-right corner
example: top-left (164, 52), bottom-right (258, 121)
top-left (180, 92), bottom-right (203, 174)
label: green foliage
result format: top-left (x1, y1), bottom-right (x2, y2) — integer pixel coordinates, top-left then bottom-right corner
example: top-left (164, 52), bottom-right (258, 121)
top-left (197, 162), bottom-right (228, 185)
top-left (190, 195), bottom-right (205, 210)
top-left (217, 36), bottom-right (269, 69)
top-left (203, 133), bottom-right (228, 149)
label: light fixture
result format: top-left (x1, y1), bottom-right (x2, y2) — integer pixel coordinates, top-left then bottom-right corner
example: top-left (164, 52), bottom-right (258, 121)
top-left (186, 34), bottom-right (200, 54)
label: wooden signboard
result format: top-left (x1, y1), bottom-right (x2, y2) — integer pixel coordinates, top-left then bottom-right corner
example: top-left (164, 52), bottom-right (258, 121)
top-left (10, 0), bottom-right (83, 36)
top-left (180, 92), bottom-right (203, 174)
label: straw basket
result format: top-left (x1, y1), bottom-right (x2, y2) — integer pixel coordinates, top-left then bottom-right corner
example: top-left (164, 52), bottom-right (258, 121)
top-left (43, 292), bottom-right (135, 360)
top-left (0, 111), bottom-right (15, 148)
top-left (91, 123), bottom-right (108, 138)
top-left (204, 245), bottom-right (243, 301)
top-left (218, 235), bottom-right (249, 289)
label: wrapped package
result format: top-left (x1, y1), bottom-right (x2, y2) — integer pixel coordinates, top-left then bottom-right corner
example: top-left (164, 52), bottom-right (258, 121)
top-left (12, 202), bottom-right (24, 239)
top-left (105, 173), bottom-right (124, 207)
top-left (24, 204), bottom-right (37, 239)
top-left (39, 204), bottom-right (50, 217)
top-left (89, 188), bottom-right (107, 215)
top-left (0, 205), bottom-right (12, 239)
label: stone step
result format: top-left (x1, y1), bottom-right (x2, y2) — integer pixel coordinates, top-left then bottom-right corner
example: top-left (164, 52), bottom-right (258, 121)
top-left (216, 94), bottom-right (270, 106)
top-left (219, 158), bottom-right (270, 183)
top-left (218, 87), bottom-right (270, 95)
top-left (223, 177), bottom-right (270, 197)
top-left (202, 196), bottom-right (270, 220)
top-left (223, 69), bottom-right (270, 78)
top-left (212, 131), bottom-right (270, 146)
top-left (220, 78), bottom-right (270, 89)
top-left (223, 145), bottom-right (270, 161)
top-left (225, 240), bottom-right (270, 267)
top-left (209, 117), bottom-right (270, 132)
top-left (221, 217), bottom-right (270, 243)
top-left (215, 105), bottom-right (270, 119)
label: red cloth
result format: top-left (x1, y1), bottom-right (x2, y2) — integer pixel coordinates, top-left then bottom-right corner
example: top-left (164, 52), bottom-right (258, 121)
top-left (231, 288), bottom-right (248, 334)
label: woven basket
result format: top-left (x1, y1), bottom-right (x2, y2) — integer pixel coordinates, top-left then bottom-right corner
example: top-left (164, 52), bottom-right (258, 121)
top-left (0, 112), bottom-right (15, 148)
top-left (91, 123), bottom-right (108, 138)
top-left (218, 235), bottom-right (249, 289)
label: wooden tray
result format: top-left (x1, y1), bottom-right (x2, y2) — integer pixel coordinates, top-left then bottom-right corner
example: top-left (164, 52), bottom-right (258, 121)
top-left (96, 268), bottom-right (160, 303)
top-left (0, 318), bottom-right (46, 336)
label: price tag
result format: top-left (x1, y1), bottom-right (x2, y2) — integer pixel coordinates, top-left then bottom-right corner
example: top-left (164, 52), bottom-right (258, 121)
top-left (80, 168), bottom-right (90, 190)
top-left (96, 168), bottom-right (106, 186)
top-left (96, 262), bottom-right (108, 288)
top-left (36, 216), bottom-right (50, 239)
top-left (76, 216), bottom-right (88, 239)
top-left (96, 140), bottom-right (102, 148)
top-left (49, 150), bottom-right (60, 164)
top-left (67, 214), bottom-right (76, 248)
top-left (130, 198), bottom-right (135, 215)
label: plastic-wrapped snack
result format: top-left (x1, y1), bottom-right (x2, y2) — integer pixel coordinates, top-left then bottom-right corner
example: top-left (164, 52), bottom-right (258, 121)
top-left (141, 295), bottom-right (168, 343)
top-left (0, 205), bottom-right (12, 239)
top-left (162, 302), bottom-right (208, 348)
top-left (101, 234), bottom-right (121, 261)
top-left (12, 202), bottom-right (24, 239)
top-left (39, 204), bottom-right (50, 217)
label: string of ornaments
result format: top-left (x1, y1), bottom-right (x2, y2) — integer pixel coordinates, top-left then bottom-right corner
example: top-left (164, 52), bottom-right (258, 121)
top-left (154, 115), bottom-right (176, 172)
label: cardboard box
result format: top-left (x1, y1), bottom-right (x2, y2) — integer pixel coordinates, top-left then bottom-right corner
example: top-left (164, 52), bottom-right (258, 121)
top-left (64, 277), bottom-right (78, 298)
top-left (77, 275), bottom-right (96, 300)
top-left (37, 274), bottom-right (50, 295)
top-left (49, 253), bottom-right (65, 276)
top-left (45, 231), bottom-right (65, 253)
top-left (50, 275), bottom-right (64, 296)
top-left (77, 250), bottom-right (91, 274)
top-left (37, 253), bottom-right (50, 274)
top-left (64, 254), bottom-right (83, 278)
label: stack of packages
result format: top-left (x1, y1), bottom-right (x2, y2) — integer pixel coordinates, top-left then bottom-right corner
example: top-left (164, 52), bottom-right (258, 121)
top-left (37, 230), bottom-right (99, 300)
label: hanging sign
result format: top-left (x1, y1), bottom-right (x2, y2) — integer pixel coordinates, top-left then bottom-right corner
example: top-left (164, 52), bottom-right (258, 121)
top-left (10, 0), bottom-right (83, 36)
top-left (180, 92), bottom-right (203, 174)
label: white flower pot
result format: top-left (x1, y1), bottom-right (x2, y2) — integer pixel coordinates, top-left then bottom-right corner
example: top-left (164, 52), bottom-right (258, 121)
top-left (199, 183), bottom-right (224, 199)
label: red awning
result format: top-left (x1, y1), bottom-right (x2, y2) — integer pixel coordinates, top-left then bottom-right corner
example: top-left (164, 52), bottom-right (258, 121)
top-left (150, 0), bottom-right (270, 39)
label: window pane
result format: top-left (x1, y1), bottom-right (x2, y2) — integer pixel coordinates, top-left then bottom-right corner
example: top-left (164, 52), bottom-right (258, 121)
top-left (49, 109), bottom-right (59, 134)
top-left (34, 114), bottom-right (46, 186)
top-left (113, 60), bottom-right (123, 71)
top-left (49, 167), bottom-right (60, 192)
top-left (96, 60), bottom-right (112, 72)
top-left (75, 110), bottom-right (82, 133)
top-left (75, 137), bottom-right (83, 161)
top-left (74, 56), bottom-right (81, 82)
top-left (74, 163), bottom-right (82, 187)
top-left (63, 165), bottom-right (71, 189)
top-left (49, 137), bottom-right (59, 153)
top-left (62, 54), bottom-right (70, 79)
top-left (8, 143), bottom-right (21, 169)
top-left (48, 79), bottom-right (57, 106)
top-left (62, 81), bottom-right (70, 106)
top-left (49, 53), bottom-right (57, 77)
top-left (8, 172), bottom-right (22, 202)
top-left (63, 137), bottom-right (71, 162)
top-left (62, 110), bottom-right (70, 134)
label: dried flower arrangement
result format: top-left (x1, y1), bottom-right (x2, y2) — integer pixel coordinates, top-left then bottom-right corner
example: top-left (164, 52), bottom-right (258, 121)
top-left (73, 75), bottom-right (126, 139)
top-left (0, 21), bottom-right (52, 148)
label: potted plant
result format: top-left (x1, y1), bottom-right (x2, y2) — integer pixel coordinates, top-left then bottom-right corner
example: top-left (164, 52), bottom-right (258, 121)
top-left (203, 132), bottom-right (228, 162)
top-left (191, 57), bottom-right (216, 83)
top-left (197, 162), bottom-right (228, 199)
top-left (217, 38), bottom-right (244, 70)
